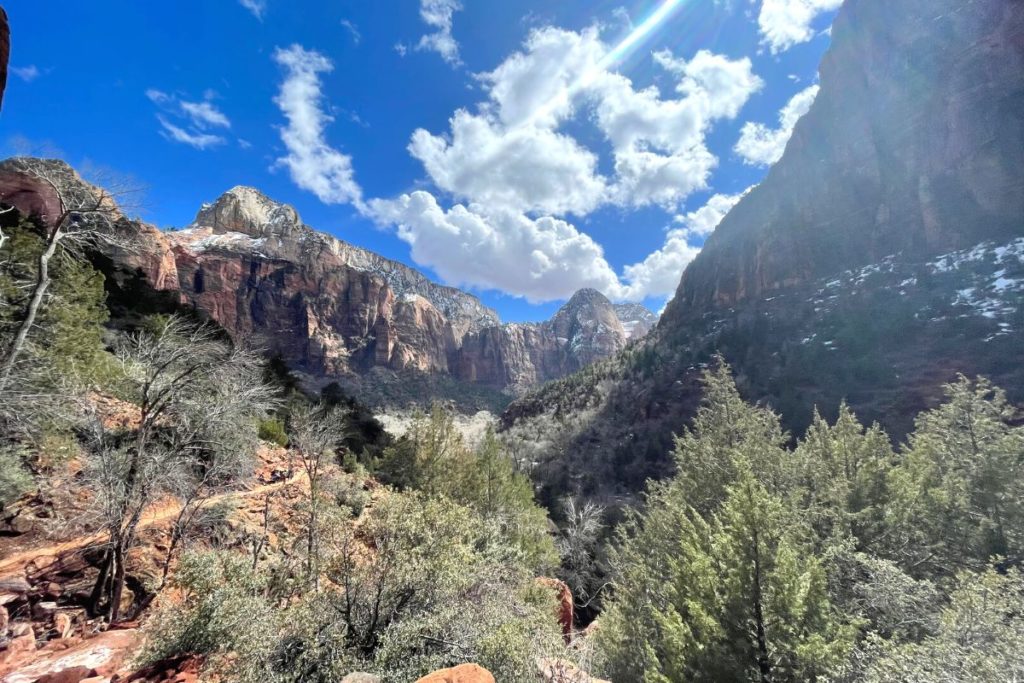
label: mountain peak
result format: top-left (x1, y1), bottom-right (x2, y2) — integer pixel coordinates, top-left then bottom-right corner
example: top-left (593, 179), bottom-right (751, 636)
top-left (563, 288), bottom-right (612, 308)
top-left (192, 186), bottom-right (302, 238)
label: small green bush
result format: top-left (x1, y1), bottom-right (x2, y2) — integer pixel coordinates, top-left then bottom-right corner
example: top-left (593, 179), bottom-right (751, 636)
top-left (258, 417), bottom-right (289, 447)
top-left (330, 475), bottom-right (371, 518)
top-left (140, 551), bottom-right (278, 681)
top-left (0, 446), bottom-right (33, 510)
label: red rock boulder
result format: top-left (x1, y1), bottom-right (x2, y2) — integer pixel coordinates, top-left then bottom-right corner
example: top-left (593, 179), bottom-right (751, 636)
top-left (414, 663), bottom-right (496, 683)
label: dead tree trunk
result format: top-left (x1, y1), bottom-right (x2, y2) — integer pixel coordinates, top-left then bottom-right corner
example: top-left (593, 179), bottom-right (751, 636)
top-left (0, 220), bottom-right (63, 390)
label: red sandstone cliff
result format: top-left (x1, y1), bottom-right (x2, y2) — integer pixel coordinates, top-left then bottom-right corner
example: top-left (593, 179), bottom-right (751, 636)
top-left (0, 163), bottom-right (631, 401)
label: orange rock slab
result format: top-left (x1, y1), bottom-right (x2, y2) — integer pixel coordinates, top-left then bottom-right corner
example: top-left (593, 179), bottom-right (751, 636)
top-left (415, 663), bottom-right (496, 683)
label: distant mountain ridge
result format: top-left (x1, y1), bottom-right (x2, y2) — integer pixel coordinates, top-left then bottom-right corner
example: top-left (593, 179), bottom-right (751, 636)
top-left (0, 161), bottom-right (632, 408)
top-left (185, 186), bottom-right (501, 339)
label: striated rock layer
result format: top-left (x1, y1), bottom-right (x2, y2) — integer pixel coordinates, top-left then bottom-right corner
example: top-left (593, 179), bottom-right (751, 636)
top-left (160, 189), bottom-right (628, 395)
top-left (160, 186), bottom-right (497, 379)
top-left (0, 162), bottom-right (629, 404)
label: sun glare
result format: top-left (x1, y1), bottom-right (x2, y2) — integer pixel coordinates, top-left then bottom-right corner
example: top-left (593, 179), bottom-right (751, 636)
top-left (524, 0), bottom-right (689, 128)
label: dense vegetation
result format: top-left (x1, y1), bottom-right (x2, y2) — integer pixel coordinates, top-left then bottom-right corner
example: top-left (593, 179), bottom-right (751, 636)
top-left (140, 407), bottom-right (576, 682)
top-left (594, 360), bottom-right (1024, 682)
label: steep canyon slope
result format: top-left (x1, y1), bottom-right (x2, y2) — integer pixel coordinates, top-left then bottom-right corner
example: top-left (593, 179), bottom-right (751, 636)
top-left (503, 0), bottom-right (1024, 504)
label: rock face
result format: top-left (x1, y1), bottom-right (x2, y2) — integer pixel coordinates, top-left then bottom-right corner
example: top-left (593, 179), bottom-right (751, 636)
top-left (415, 664), bottom-right (495, 683)
top-left (0, 162), bottom-right (627, 404)
top-left (161, 186), bottom-right (496, 379)
top-left (163, 191), bottom-right (626, 396)
top-left (535, 577), bottom-right (574, 642)
top-left (667, 0), bottom-right (1024, 318)
top-left (612, 303), bottom-right (658, 339)
top-left (454, 289), bottom-right (627, 393)
top-left (503, 0), bottom-right (1024, 503)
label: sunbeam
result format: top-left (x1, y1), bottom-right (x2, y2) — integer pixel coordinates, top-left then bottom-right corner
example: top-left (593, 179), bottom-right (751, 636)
top-left (523, 0), bottom-right (690, 128)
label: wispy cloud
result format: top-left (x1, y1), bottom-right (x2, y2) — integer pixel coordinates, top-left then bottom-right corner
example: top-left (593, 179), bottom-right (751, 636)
top-left (156, 116), bottom-right (226, 150)
top-left (145, 88), bottom-right (171, 105)
top-left (340, 19), bottom-right (361, 44)
top-left (11, 65), bottom-right (40, 82)
top-left (272, 44), bottom-right (363, 207)
top-left (238, 0), bottom-right (267, 20)
top-left (180, 100), bottom-right (231, 129)
top-left (147, 89), bottom-right (231, 150)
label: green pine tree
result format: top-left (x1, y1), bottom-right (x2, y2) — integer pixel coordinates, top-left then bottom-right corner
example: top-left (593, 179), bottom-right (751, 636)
top-left (884, 376), bottom-right (1024, 577)
top-left (794, 404), bottom-right (893, 552)
top-left (671, 358), bottom-right (792, 515)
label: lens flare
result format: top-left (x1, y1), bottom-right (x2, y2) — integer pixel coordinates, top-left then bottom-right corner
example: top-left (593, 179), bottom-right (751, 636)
top-left (524, 0), bottom-right (689, 128)
top-left (602, 0), bottom-right (688, 69)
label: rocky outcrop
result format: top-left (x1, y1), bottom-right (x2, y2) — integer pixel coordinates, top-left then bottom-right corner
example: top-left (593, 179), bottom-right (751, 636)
top-left (667, 0), bottom-right (1024, 319)
top-left (0, 8), bottom-right (8, 112)
top-left (0, 628), bottom-right (139, 682)
top-left (612, 303), bottom-right (658, 339)
top-left (159, 187), bottom-right (495, 378)
top-left (535, 577), bottom-right (574, 642)
top-left (415, 664), bottom-right (495, 683)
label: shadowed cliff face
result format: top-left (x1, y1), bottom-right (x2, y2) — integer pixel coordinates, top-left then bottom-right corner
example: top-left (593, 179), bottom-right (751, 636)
top-left (666, 0), bottom-right (1024, 321)
top-left (503, 0), bottom-right (1024, 506)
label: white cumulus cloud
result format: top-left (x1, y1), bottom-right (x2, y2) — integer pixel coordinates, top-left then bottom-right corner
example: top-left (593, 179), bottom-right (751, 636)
top-left (618, 230), bottom-right (703, 301)
top-left (409, 109), bottom-right (607, 217)
top-left (369, 191), bottom-right (621, 303)
top-left (272, 45), bottom-right (363, 207)
top-left (617, 190), bottom-right (747, 300)
top-left (755, 0), bottom-right (842, 54)
top-left (372, 24), bottom-right (768, 303)
top-left (416, 0), bottom-right (463, 65)
top-left (409, 27), bottom-right (762, 216)
top-left (734, 84), bottom-right (819, 166)
top-left (674, 189), bottom-right (749, 238)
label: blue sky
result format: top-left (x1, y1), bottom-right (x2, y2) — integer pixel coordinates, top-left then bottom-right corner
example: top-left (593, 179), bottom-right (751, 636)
top-left (2, 0), bottom-right (838, 322)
